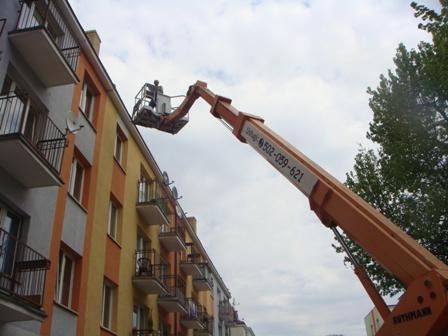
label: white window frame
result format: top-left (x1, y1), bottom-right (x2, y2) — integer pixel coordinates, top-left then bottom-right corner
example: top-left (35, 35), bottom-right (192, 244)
top-left (69, 157), bottom-right (85, 203)
top-left (102, 281), bottom-right (115, 329)
top-left (55, 250), bottom-right (75, 307)
top-left (108, 201), bottom-right (118, 240)
top-left (114, 133), bottom-right (122, 163)
top-left (79, 81), bottom-right (95, 122)
top-left (132, 304), bottom-right (149, 330)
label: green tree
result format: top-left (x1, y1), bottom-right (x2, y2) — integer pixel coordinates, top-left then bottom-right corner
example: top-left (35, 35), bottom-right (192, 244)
top-left (336, 1), bottom-right (448, 296)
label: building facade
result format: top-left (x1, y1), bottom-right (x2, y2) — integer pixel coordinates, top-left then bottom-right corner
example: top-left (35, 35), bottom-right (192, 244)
top-left (0, 1), bottom-right (253, 336)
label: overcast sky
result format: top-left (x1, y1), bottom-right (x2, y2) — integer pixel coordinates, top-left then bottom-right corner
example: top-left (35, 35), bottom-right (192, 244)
top-left (71, 1), bottom-right (439, 335)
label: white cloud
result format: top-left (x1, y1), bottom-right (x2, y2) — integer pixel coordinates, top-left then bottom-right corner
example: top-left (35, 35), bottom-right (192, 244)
top-left (70, 0), bottom-right (438, 335)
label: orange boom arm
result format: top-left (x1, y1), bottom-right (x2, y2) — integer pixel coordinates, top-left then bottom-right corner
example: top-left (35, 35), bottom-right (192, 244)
top-left (150, 81), bottom-right (448, 335)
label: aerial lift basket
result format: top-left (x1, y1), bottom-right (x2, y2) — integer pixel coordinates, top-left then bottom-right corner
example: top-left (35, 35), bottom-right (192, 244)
top-left (132, 81), bottom-right (188, 134)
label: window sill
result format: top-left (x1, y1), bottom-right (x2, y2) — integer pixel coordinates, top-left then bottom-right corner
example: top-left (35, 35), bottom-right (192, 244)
top-left (100, 325), bottom-right (118, 336)
top-left (107, 234), bottom-right (121, 249)
top-left (54, 301), bottom-right (79, 316)
top-left (78, 107), bottom-right (97, 133)
top-left (67, 193), bottom-right (88, 214)
top-left (113, 156), bottom-right (126, 175)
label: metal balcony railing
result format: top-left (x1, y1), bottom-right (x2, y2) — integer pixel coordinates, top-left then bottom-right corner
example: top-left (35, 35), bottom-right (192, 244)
top-left (15, 0), bottom-right (80, 72)
top-left (183, 298), bottom-right (205, 322)
top-left (160, 223), bottom-right (185, 243)
top-left (219, 300), bottom-right (236, 322)
top-left (0, 93), bottom-right (67, 173)
top-left (184, 243), bottom-right (201, 263)
top-left (135, 249), bottom-right (167, 283)
top-left (194, 263), bottom-right (214, 288)
top-left (160, 275), bottom-right (186, 305)
top-left (198, 313), bottom-right (214, 334)
top-left (138, 180), bottom-right (169, 218)
top-left (0, 227), bottom-right (50, 308)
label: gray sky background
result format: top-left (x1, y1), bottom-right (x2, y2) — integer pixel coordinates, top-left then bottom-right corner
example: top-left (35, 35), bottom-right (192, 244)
top-left (71, 1), bottom-right (440, 335)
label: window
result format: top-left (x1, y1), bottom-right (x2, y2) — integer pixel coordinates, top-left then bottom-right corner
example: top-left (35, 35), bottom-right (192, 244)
top-left (114, 126), bottom-right (127, 166)
top-left (114, 133), bottom-right (122, 163)
top-left (102, 281), bottom-right (115, 329)
top-left (55, 250), bottom-right (74, 307)
top-left (132, 304), bottom-right (150, 330)
top-left (79, 79), bottom-right (96, 121)
top-left (69, 157), bottom-right (85, 203)
top-left (0, 206), bottom-right (22, 276)
top-left (108, 200), bottom-right (118, 240)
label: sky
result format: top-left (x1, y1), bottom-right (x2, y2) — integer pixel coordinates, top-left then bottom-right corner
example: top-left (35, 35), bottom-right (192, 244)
top-left (70, 1), bottom-right (440, 335)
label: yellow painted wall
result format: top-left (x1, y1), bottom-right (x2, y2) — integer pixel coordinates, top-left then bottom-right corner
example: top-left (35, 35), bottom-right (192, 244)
top-left (83, 97), bottom-right (121, 336)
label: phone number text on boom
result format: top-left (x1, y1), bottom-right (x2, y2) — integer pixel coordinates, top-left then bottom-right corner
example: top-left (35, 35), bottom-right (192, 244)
top-left (258, 138), bottom-right (304, 183)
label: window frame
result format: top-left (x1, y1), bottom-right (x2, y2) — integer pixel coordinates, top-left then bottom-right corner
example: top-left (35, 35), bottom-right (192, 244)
top-left (69, 156), bottom-right (85, 203)
top-left (79, 77), bottom-right (97, 123)
top-left (114, 132), bottom-right (123, 163)
top-left (107, 200), bottom-right (118, 240)
top-left (132, 304), bottom-right (150, 330)
top-left (55, 249), bottom-right (75, 308)
top-left (101, 281), bottom-right (115, 330)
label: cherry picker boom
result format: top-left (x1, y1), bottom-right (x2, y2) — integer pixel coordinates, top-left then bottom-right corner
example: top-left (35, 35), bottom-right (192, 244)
top-left (132, 80), bottom-right (448, 335)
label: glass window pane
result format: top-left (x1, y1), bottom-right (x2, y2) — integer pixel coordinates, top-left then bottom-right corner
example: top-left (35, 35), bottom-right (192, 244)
top-left (73, 162), bottom-right (84, 201)
top-left (108, 202), bottom-right (117, 238)
top-left (115, 135), bottom-right (122, 162)
top-left (61, 255), bottom-right (73, 306)
top-left (102, 284), bottom-right (112, 328)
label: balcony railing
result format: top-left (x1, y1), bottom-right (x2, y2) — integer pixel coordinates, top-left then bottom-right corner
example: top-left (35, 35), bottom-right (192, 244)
top-left (159, 223), bottom-right (186, 252)
top-left (15, 0), bottom-right (80, 72)
top-left (193, 264), bottom-right (213, 291)
top-left (135, 249), bottom-right (167, 281)
top-left (181, 298), bottom-right (206, 329)
top-left (161, 275), bottom-right (186, 301)
top-left (160, 223), bottom-right (185, 241)
top-left (0, 93), bottom-right (67, 174)
top-left (184, 243), bottom-right (201, 263)
top-left (138, 180), bottom-right (169, 220)
top-left (0, 227), bottom-right (50, 308)
top-left (195, 314), bottom-right (213, 335)
top-left (219, 300), bottom-right (236, 322)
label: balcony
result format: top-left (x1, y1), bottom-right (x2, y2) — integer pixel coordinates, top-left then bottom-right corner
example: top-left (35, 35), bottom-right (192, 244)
top-left (181, 299), bottom-right (205, 330)
top-left (158, 275), bottom-right (187, 313)
top-left (9, 0), bottom-right (79, 87)
top-left (0, 93), bottom-right (67, 187)
top-left (219, 300), bottom-right (236, 323)
top-left (193, 264), bottom-right (213, 292)
top-left (180, 243), bottom-right (202, 278)
top-left (133, 249), bottom-right (168, 295)
top-left (137, 180), bottom-right (170, 226)
top-left (0, 227), bottom-right (50, 322)
top-left (194, 314), bottom-right (213, 336)
top-left (159, 224), bottom-right (186, 253)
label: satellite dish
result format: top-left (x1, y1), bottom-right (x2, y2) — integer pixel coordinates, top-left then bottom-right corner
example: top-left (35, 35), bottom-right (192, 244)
top-left (172, 186), bottom-right (178, 200)
top-left (175, 204), bottom-right (182, 217)
top-left (66, 111), bottom-right (84, 134)
top-left (162, 171), bottom-right (170, 185)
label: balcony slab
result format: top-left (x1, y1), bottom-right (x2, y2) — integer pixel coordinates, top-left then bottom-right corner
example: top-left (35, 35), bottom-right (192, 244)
top-left (9, 28), bottom-right (77, 87)
top-left (0, 135), bottom-right (62, 187)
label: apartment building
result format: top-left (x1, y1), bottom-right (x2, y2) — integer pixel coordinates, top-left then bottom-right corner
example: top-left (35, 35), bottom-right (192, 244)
top-left (0, 0), bottom-right (81, 335)
top-left (0, 1), bottom-right (248, 335)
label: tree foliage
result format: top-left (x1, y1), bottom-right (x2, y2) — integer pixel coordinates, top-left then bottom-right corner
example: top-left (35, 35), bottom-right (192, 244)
top-left (335, 1), bottom-right (448, 296)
